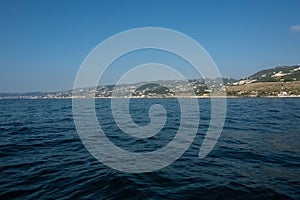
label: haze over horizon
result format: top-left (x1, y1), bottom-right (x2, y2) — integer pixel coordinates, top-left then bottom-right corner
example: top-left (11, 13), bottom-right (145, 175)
top-left (1, 0), bottom-right (300, 93)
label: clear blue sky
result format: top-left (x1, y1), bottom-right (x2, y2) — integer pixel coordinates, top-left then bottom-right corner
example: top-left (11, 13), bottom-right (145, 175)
top-left (0, 0), bottom-right (300, 92)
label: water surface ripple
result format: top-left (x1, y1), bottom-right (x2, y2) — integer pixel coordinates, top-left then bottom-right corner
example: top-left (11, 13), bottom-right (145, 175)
top-left (0, 98), bottom-right (299, 199)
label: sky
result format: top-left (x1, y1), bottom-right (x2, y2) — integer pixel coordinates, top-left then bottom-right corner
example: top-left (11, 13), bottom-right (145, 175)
top-left (0, 0), bottom-right (300, 92)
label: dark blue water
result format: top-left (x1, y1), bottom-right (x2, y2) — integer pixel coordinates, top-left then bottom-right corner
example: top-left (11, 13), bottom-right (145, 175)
top-left (0, 98), bottom-right (299, 199)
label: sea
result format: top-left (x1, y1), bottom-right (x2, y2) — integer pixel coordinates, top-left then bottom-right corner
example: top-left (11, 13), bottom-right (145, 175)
top-left (0, 98), bottom-right (299, 199)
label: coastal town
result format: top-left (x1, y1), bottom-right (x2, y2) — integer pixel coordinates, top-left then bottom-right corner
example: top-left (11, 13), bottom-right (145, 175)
top-left (1, 65), bottom-right (300, 99)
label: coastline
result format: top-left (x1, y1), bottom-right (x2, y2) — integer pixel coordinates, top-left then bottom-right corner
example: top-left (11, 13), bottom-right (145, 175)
top-left (1, 95), bottom-right (300, 100)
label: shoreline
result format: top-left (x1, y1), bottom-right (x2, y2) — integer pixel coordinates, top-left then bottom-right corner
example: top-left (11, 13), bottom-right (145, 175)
top-left (1, 95), bottom-right (300, 100)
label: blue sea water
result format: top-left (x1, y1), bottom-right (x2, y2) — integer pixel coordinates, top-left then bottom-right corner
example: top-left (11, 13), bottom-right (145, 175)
top-left (0, 98), bottom-right (299, 199)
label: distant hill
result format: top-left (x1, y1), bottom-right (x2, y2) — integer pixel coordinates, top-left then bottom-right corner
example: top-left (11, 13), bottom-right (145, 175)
top-left (226, 65), bottom-right (300, 96)
top-left (1, 65), bottom-right (300, 98)
top-left (245, 65), bottom-right (300, 82)
top-left (132, 83), bottom-right (174, 97)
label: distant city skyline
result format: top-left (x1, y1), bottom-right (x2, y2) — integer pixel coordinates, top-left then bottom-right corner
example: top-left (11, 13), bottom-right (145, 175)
top-left (1, 0), bottom-right (300, 92)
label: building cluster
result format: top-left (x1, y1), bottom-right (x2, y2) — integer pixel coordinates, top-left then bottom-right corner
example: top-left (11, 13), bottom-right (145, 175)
top-left (0, 79), bottom-right (227, 99)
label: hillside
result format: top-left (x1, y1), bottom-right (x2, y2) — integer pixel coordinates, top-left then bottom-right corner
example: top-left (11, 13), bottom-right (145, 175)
top-left (244, 65), bottom-right (300, 83)
top-left (132, 83), bottom-right (174, 97)
top-left (1, 65), bottom-right (300, 98)
top-left (226, 81), bottom-right (300, 96)
top-left (226, 65), bottom-right (300, 96)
